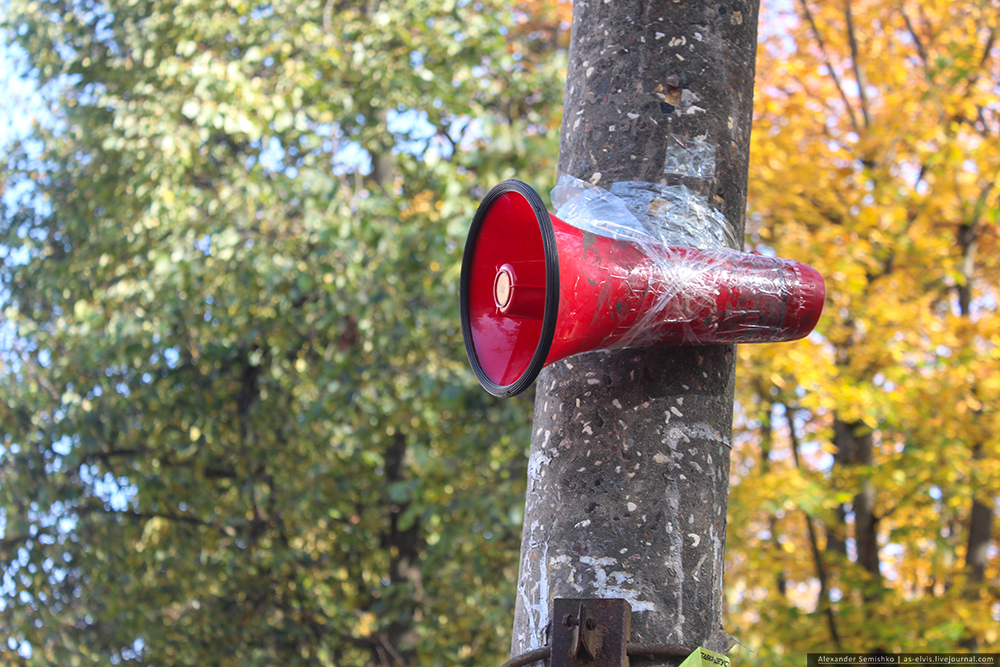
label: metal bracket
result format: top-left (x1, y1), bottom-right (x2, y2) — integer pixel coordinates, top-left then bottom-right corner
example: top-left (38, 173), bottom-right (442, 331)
top-left (551, 598), bottom-right (631, 667)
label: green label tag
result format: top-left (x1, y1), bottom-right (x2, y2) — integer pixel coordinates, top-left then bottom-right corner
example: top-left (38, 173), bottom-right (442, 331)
top-left (679, 646), bottom-right (731, 667)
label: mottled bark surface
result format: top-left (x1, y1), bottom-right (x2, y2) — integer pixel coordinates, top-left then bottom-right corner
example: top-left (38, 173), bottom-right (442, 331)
top-left (511, 0), bottom-right (761, 662)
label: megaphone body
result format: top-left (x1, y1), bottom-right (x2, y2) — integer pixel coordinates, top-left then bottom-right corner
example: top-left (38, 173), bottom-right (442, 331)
top-left (461, 180), bottom-right (825, 398)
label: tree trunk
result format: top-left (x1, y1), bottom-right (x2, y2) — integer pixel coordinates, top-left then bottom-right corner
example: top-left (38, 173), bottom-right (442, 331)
top-left (957, 221), bottom-right (993, 589)
top-left (833, 418), bottom-right (881, 589)
top-left (378, 433), bottom-right (422, 666)
top-left (510, 0), bottom-right (761, 662)
top-left (965, 493), bottom-right (992, 584)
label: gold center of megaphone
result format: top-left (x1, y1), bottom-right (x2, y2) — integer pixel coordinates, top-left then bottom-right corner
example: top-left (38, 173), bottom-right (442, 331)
top-left (494, 266), bottom-right (513, 310)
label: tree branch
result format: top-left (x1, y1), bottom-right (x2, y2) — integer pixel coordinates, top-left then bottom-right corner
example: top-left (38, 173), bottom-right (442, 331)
top-left (897, 2), bottom-right (929, 75)
top-left (786, 405), bottom-right (843, 650)
top-left (798, 0), bottom-right (861, 131)
top-left (844, 0), bottom-right (871, 128)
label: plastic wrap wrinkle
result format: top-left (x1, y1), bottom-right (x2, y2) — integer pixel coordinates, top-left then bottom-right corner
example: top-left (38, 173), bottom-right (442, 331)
top-left (551, 175), bottom-right (819, 350)
top-left (552, 174), bottom-right (737, 251)
top-left (663, 134), bottom-right (717, 180)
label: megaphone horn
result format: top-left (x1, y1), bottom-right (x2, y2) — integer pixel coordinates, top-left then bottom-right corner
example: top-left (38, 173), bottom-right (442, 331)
top-left (460, 180), bottom-right (825, 398)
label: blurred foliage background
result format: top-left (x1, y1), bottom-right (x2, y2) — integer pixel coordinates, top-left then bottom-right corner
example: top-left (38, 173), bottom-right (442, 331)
top-left (731, 0), bottom-right (1000, 660)
top-left (0, 0), bottom-right (996, 665)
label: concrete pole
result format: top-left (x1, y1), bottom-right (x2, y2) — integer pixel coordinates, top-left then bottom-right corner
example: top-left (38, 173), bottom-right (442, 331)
top-left (511, 1), bottom-right (761, 664)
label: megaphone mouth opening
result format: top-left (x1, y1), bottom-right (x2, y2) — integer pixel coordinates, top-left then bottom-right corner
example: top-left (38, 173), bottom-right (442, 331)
top-left (460, 180), bottom-right (560, 398)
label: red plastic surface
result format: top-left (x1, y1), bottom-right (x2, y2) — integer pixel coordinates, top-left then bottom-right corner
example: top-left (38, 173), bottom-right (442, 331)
top-left (544, 215), bottom-right (825, 363)
top-left (466, 192), bottom-right (547, 387)
top-left (464, 187), bottom-right (826, 390)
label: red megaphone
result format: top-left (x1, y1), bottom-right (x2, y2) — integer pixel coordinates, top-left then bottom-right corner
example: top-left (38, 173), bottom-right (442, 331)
top-left (460, 180), bottom-right (825, 397)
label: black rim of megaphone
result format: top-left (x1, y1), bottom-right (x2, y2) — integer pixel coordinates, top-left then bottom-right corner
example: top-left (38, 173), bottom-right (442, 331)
top-left (460, 179), bottom-right (560, 398)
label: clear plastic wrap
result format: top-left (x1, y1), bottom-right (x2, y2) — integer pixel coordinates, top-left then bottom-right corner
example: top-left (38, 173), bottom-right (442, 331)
top-left (549, 174), bottom-right (824, 350)
top-left (552, 174), bottom-right (739, 251)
